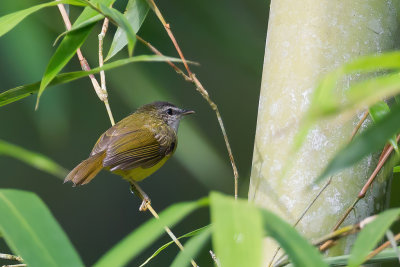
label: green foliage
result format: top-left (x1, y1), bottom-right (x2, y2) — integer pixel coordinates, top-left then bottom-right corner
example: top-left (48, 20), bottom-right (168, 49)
top-left (369, 101), bottom-right (399, 153)
top-left (0, 139), bottom-right (67, 178)
top-left (316, 103), bottom-right (400, 183)
top-left (170, 227), bottom-right (212, 267)
top-left (0, 189), bottom-right (84, 267)
top-left (348, 209), bottom-right (400, 267)
top-left (294, 51), bottom-right (400, 151)
top-left (259, 209), bottom-right (328, 267)
top-left (106, 0), bottom-right (149, 61)
top-left (36, 20), bottom-right (95, 108)
top-left (210, 192), bottom-right (263, 267)
top-left (93, 197), bottom-right (209, 267)
top-left (0, 55), bottom-right (185, 107)
top-left (92, 2), bottom-right (137, 56)
top-left (0, 0), bottom-right (85, 38)
top-left (140, 225), bottom-right (210, 267)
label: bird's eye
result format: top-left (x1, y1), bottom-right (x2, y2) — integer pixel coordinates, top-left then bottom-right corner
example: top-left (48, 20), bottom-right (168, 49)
top-left (167, 108), bottom-right (173, 115)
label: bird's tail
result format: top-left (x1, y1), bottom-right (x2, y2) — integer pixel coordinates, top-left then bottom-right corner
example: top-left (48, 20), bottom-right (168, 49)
top-left (64, 153), bottom-right (106, 186)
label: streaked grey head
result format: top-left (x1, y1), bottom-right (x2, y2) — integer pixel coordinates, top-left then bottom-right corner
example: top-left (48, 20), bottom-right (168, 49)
top-left (138, 101), bottom-right (195, 132)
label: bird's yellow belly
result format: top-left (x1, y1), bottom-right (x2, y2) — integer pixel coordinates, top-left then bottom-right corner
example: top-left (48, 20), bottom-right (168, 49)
top-left (111, 156), bottom-right (170, 182)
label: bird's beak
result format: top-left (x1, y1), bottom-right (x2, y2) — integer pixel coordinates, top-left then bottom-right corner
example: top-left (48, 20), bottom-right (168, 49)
top-left (181, 109), bottom-right (195, 116)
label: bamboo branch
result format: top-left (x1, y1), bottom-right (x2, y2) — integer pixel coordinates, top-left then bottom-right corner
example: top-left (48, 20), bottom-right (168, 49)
top-left (0, 253), bottom-right (23, 263)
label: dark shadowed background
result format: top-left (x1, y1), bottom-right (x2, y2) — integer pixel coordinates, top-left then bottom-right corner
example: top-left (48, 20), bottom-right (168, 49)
top-left (0, 0), bottom-right (267, 265)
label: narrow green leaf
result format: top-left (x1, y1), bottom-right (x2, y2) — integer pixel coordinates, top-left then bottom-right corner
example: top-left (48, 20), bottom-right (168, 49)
top-left (139, 225), bottom-right (210, 267)
top-left (259, 209), bottom-right (328, 267)
top-left (0, 0), bottom-right (85, 38)
top-left (0, 139), bottom-right (67, 179)
top-left (287, 246), bottom-right (400, 266)
top-left (385, 230), bottom-right (400, 263)
top-left (106, 0), bottom-right (149, 61)
top-left (369, 101), bottom-right (391, 122)
top-left (369, 101), bottom-right (399, 153)
top-left (170, 227), bottom-right (212, 267)
top-left (37, 23), bottom-right (96, 109)
top-left (54, 14), bottom-right (104, 46)
top-left (394, 166), bottom-right (400, 173)
top-left (75, 0), bottom-right (115, 25)
top-left (0, 55), bottom-right (186, 107)
top-left (93, 197), bottom-right (209, 267)
top-left (93, 3), bottom-right (137, 56)
top-left (210, 192), bottom-right (263, 267)
top-left (348, 209), bottom-right (400, 267)
top-left (339, 51), bottom-right (400, 73)
top-left (0, 189), bottom-right (84, 267)
top-left (36, 0), bottom-right (117, 108)
top-left (293, 51), bottom-right (400, 153)
top-left (316, 103), bottom-right (400, 183)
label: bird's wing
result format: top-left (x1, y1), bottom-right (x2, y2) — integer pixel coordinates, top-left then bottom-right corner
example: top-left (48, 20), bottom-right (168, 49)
top-left (102, 128), bottom-right (169, 171)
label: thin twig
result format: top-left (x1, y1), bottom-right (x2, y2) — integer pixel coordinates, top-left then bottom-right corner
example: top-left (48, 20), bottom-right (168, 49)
top-left (1, 264), bottom-right (27, 267)
top-left (142, 1), bottom-right (239, 198)
top-left (350, 110), bottom-right (369, 141)
top-left (136, 34), bottom-right (239, 198)
top-left (145, 0), bottom-right (192, 76)
top-left (147, 206), bottom-right (198, 267)
top-left (97, 18), bottom-right (115, 125)
top-left (268, 176), bottom-right (333, 266)
top-left (209, 250), bottom-right (221, 267)
top-left (364, 232), bottom-right (400, 263)
top-left (319, 134), bottom-right (399, 251)
top-left (271, 112), bottom-right (372, 266)
top-left (0, 254), bottom-right (23, 262)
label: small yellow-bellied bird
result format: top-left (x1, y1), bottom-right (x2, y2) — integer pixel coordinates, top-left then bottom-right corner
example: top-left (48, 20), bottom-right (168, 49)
top-left (64, 101), bottom-right (194, 210)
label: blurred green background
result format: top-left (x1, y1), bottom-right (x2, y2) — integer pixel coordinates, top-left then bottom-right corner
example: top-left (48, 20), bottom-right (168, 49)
top-left (0, 0), bottom-right (267, 265)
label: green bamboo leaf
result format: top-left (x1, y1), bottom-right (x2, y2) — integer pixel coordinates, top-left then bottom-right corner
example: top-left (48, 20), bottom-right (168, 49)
top-left (294, 51), bottom-right (400, 152)
top-left (96, 3), bottom-right (137, 56)
top-left (287, 246), bottom-right (400, 266)
top-left (369, 101), bottom-right (399, 153)
top-left (0, 0), bottom-right (85, 38)
top-left (0, 189), bottom-right (84, 267)
top-left (348, 209), bottom-right (400, 267)
top-left (393, 166), bottom-right (400, 173)
top-left (210, 192), bottom-right (263, 267)
top-left (259, 208), bottom-right (328, 267)
top-left (139, 225), bottom-right (210, 267)
top-left (0, 55), bottom-right (185, 107)
top-left (385, 230), bottom-right (400, 263)
top-left (36, 23), bottom-right (96, 109)
top-left (170, 227), bottom-right (212, 267)
top-left (75, 0), bottom-right (115, 25)
top-left (54, 14), bottom-right (105, 46)
top-left (0, 139), bottom-right (67, 179)
top-left (36, 0), bottom-right (117, 109)
top-left (106, 0), bottom-right (149, 61)
top-left (316, 103), bottom-right (400, 183)
top-left (93, 197), bottom-right (209, 267)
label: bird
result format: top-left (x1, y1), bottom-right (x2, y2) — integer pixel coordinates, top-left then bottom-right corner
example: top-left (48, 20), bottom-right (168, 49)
top-left (64, 101), bottom-right (194, 210)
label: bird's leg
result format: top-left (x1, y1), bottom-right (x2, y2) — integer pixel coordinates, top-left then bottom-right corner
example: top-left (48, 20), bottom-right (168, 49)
top-left (129, 181), bottom-right (151, 211)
